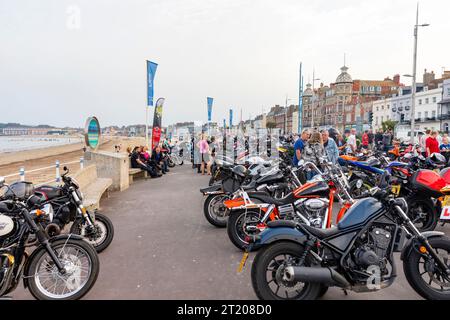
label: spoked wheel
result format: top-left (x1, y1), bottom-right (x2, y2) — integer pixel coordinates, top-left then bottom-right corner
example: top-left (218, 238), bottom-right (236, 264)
top-left (408, 200), bottom-right (438, 232)
top-left (251, 241), bottom-right (321, 300)
top-left (26, 238), bottom-right (99, 300)
top-left (404, 237), bottom-right (450, 300)
top-left (203, 194), bottom-right (230, 228)
top-left (70, 213), bottom-right (114, 253)
top-left (168, 158), bottom-right (176, 168)
top-left (227, 210), bottom-right (263, 251)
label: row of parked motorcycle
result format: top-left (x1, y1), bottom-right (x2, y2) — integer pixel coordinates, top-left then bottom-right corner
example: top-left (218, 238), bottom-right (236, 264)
top-left (0, 166), bottom-right (114, 300)
top-left (199, 144), bottom-right (450, 300)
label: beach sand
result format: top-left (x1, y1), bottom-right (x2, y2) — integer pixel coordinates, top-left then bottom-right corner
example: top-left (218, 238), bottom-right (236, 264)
top-left (0, 136), bottom-right (146, 184)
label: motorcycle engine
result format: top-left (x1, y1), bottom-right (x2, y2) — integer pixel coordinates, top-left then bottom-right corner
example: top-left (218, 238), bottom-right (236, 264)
top-left (295, 198), bottom-right (329, 228)
top-left (353, 227), bottom-right (392, 273)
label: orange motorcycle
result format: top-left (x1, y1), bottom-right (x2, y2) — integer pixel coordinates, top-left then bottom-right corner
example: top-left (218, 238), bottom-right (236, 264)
top-left (224, 160), bottom-right (355, 250)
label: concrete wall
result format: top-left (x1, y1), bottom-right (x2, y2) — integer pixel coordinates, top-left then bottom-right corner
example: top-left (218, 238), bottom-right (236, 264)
top-left (84, 150), bottom-right (129, 191)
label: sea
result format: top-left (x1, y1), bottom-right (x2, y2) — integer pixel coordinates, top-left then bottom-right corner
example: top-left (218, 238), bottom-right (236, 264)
top-left (0, 136), bottom-right (83, 153)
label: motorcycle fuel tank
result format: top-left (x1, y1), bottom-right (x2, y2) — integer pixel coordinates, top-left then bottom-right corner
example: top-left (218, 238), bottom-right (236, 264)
top-left (337, 198), bottom-right (383, 230)
top-left (293, 181), bottom-right (329, 198)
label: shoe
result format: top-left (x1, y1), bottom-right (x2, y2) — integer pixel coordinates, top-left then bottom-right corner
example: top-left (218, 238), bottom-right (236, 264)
top-left (162, 171), bottom-right (166, 174)
top-left (166, 169), bottom-right (170, 172)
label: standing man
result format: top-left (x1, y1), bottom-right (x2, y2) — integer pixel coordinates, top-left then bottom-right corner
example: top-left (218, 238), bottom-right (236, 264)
top-left (292, 129), bottom-right (310, 166)
top-left (367, 129), bottom-right (374, 150)
top-left (375, 129), bottom-right (383, 151)
top-left (426, 131), bottom-right (440, 157)
top-left (362, 130), bottom-right (369, 150)
top-left (321, 129), bottom-right (339, 164)
top-left (382, 130), bottom-right (392, 152)
top-left (345, 129), bottom-right (357, 155)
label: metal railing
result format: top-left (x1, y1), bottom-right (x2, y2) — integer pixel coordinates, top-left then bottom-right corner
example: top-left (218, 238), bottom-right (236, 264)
top-left (3, 157), bottom-right (85, 186)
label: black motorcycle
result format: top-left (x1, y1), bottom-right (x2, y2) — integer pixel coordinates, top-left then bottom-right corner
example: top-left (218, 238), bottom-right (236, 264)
top-left (246, 179), bottom-right (450, 300)
top-left (200, 162), bottom-right (301, 228)
top-left (34, 167), bottom-right (114, 253)
top-left (0, 178), bottom-right (99, 300)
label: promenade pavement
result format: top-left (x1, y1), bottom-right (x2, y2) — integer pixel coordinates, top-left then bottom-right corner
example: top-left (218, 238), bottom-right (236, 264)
top-left (11, 164), bottom-right (450, 299)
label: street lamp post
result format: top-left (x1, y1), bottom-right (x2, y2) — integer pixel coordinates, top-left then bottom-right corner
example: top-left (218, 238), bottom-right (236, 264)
top-left (284, 95), bottom-right (294, 134)
top-left (409, 3), bottom-right (430, 144)
top-left (310, 69), bottom-right (320, 130)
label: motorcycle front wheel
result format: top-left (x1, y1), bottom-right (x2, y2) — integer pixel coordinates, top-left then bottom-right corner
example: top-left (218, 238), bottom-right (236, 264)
top-left (70, 213), bottom-right (114, 253)
top-left (251, 241), bottom-right (322, 300)
top-left (403, 236), bottom-right (450, 300)
top-left (26, 237), bottom-right (99, 300)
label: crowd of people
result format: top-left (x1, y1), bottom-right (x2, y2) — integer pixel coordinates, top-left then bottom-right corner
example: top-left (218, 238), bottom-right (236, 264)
top-left (291, 127), bottom-right (450, 173)
top-left (126, 139), bottom-right (174, 178)
top-left (191, 133), bottom-right (219, 175)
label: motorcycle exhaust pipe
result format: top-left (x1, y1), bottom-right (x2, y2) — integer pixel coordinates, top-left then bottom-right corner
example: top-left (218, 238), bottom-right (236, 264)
top-left (45, 223), bottom-right (61, 237)
top-left (284, 266), bottom-right (350, 288)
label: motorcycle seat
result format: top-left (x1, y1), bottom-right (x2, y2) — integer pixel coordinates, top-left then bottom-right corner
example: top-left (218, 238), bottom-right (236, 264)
top-left (246, 191), bottom-right (295, 206)
top-left (301, 224), bottom-right (340, 239)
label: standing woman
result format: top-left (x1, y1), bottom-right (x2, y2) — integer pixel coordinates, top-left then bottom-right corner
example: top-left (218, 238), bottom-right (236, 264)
top-left (301, 132), bottom-right (325, 180)
top-left (197, 133), bottom-right (210, 175)
top-left (207, 136), bottom-right (217, 175)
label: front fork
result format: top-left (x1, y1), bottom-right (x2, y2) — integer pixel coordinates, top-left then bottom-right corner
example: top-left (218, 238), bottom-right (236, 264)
top-left (21, 210), bottom-right (66, 273)
top-left (72, 191), bottom-right (94, 226)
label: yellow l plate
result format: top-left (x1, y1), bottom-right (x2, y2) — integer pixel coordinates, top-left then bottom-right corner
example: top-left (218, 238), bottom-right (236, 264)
top-left (237, 252), bottom-right (249, 273)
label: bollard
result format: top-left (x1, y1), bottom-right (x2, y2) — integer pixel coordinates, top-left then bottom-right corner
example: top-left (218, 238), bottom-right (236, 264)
top-left (19, 167), bottom-right (25, 181)
top-left (55, 160), bottom-right (60, 182)
top-left (80, 157), bottom-right (84, 169)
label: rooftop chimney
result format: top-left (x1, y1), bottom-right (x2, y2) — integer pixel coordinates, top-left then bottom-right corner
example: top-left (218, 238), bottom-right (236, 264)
top-left (393, 74), bottom-right (400, 85)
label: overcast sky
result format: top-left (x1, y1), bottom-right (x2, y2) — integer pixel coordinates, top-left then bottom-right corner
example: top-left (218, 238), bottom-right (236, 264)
top-left (1, 0), bottom-right (449, 128)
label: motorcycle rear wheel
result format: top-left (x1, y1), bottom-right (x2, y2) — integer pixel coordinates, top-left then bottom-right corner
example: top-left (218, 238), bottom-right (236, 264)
top-left (407, 199), bottom-right (438, 232)
top-left (227, 210), bottom-right (262, 251)
top-left (203, 194), bottom-right (229, 228)
top-left (251, 241), bottom-right (322, 300)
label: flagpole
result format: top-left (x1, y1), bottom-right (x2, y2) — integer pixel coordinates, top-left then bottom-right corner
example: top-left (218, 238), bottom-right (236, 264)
top-left (145, 106), bottom-right (149, 147)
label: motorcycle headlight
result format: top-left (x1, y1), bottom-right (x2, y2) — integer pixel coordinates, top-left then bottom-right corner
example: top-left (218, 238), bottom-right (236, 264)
top-left (76, 189), bottom-right (84, 201)
top-left (71, 178), bottom-right (80, 189)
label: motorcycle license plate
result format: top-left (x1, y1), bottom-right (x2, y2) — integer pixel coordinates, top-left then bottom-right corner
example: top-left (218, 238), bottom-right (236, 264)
top-left (440, 196), bottom-right (450, 220)
top-left (237, 252), bottom-right (249, 273)
top-left (391, 184), bottom-right (401, 196)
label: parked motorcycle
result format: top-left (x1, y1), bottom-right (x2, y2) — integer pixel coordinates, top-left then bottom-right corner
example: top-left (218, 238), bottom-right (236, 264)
top-left (225, 159), bottom-right (354, 250)
top-left (34, 167), bottom-right (114, 253)
top-left (246, 181), bottom-right (450, 300)
top-left (0, 177), bottom-right (99, 300)
top-left (201, 161), bottom-right (300, 228)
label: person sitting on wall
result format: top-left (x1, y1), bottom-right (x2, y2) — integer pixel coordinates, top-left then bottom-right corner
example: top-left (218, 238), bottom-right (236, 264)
top-left (130, 146), bottom-right (161, 178)
top-left (151, 146), bottom-right (169, 174)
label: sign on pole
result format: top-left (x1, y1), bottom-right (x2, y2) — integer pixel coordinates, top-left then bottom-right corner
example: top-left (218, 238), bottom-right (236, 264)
top-left (207, 97), bottom-right (214, 122)
top-left (151, 98), bottom-right (165, 150)
top-left (84, 116), bottom-right (101, 150)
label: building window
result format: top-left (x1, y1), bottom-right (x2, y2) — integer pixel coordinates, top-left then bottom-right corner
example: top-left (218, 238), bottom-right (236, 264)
top-left (387, 104), bottom-right (390, 110)
top-left (433, 97), bottom-right (437, 103)
top-left (445, 123), bottom-right (449, 133)
top-left (432, 110), bottom-right (436, 118)
top-left (381, 116), bottom-right (384, 123)
top-left (381, 105), bottom-right (384, 110)
top-left (375, 117), bottom-right (378, 125)
top-left (425, 111), bottom-right (429, 119)
top-left (418, 112), bottom-right (421, 119)
top-left (346, 114), bottom-right (352, 122)
top-left (419, 99), bottom-right (422, 105)
top-left (425, 98), bottom-right (429, 104)
top-left (376, 106), bottom-right (379, 112)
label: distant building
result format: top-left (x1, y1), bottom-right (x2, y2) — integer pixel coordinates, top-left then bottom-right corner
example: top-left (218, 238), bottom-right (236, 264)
top-left (301, 65), bottom-right (403, 132)
top-left (438, 78), bottom-right (450, 133)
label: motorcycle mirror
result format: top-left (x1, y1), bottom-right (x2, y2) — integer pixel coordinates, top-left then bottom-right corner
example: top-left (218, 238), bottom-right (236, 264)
top-left (63, 166), bottom-right (68, 171)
